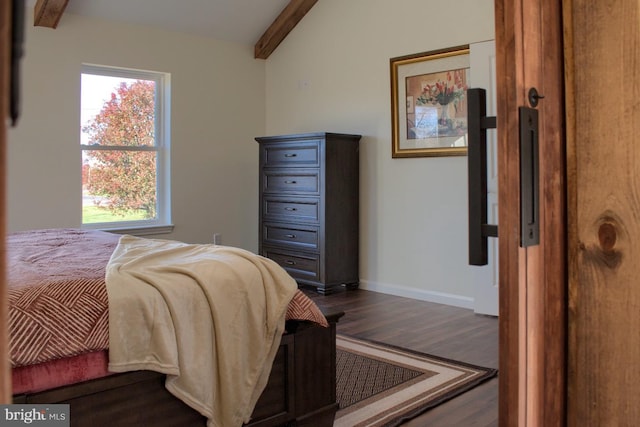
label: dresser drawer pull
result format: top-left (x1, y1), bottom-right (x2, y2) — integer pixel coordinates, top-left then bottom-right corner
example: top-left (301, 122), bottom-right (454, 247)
top-left (284, 153), bottom-right (297, 158)
top-left (284, 180), bottom-right (297, 184)
top-left (284, 207), bottom-right (297, 211)
top-left (285, 260), bottom-right (296, 265)
top-left (285, 234), bottom-right (297, 239)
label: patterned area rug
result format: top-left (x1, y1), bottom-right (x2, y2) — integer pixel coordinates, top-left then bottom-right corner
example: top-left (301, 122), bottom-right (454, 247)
top-left (335, 335), bottom-right (497, 427)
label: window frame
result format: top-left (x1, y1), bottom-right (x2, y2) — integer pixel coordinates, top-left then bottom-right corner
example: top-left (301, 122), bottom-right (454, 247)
top-left (80, 64), bottom-right (172, 235)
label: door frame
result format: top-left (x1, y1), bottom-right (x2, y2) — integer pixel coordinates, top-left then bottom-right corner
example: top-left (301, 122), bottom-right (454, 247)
top-left (495, 0), bottom-right (566, 425)
top-left (1, 0), bottom-right (11, 404)
top-left (0, 0), bottom-right (570, 417)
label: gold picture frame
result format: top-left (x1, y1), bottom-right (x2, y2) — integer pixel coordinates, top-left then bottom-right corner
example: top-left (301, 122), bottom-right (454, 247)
top-left (391, 45), bottom-right (470, 158)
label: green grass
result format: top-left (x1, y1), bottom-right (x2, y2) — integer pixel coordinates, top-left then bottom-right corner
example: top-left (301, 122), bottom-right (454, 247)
top-left (82, 205), bottom-right (148, 224)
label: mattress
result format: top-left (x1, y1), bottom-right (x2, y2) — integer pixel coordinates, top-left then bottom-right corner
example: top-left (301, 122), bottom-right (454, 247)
top-left (8, 228), bottom-right (327, 394)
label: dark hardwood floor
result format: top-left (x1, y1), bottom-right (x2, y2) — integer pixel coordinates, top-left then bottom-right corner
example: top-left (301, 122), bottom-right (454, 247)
top-left (302, 286), bottom-right (499, 427)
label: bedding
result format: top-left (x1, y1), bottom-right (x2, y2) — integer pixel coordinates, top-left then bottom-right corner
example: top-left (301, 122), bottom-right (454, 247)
top-left (8, 228), bottom-right (117, 367)
top-left (12, 351), bottom-right (110, 395)
top-left (106, 235), bottom-right (296, 427)
top-left (8, 228), bottom-right (330, 427)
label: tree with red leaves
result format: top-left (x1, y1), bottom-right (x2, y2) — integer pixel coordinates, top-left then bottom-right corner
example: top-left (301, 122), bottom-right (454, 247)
top-left (83, 80), bottom-right (157, 219)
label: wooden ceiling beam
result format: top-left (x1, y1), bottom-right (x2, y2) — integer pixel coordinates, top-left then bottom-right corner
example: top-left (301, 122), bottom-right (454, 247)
top-left (254, 0), bottom-right (317, 59)
top-left (34, 0), bottom-right (69, 29)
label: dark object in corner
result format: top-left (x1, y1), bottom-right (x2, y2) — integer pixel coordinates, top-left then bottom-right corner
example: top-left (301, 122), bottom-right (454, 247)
top-left (10, 0), bottom-right (25, 126)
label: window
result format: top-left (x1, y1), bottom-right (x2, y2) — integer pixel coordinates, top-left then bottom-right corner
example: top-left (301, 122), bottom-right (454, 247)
top-left (81, 64), bottom-right (171, 234)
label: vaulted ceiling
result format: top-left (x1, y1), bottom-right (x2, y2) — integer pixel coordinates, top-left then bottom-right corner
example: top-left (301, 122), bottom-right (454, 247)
top-left (32, 0), bottom-right (318, 59)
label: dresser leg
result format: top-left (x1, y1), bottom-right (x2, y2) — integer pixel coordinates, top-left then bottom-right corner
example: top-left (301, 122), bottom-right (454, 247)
top-left (313, 282), bottom-right (359, 295)
top-left (315, 286), bottom-right (333, 296)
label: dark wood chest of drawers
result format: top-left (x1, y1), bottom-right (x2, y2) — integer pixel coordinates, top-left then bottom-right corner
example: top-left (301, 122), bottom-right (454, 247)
top-left (256, 132), bottom-right (361, 294)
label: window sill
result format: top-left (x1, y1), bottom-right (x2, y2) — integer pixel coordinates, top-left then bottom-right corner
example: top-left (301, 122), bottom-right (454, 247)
top-left (90, 224), bottom-right (175, 237)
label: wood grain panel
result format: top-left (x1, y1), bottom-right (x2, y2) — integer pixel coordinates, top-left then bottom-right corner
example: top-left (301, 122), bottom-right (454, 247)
top-left (567, 0), bottom-right (640, 425)
top-left (254, 0), bottom-right (318, 59)
top-left (34, 0), bottom-right (69, 28)
top-left (494, 0), bottom-right (526, 424)
top-left (494, 0), bottom-right (566, 424)
top-left (520, 2), bottom-right (544, 424)
top-left (536, 1), bottom-right (566, 425)
top-left (0, 0), bottom-right (11, 405)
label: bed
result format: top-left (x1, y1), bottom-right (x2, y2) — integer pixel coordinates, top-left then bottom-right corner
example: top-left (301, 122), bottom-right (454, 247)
top-left (8, 228), bottom-right (342, 427)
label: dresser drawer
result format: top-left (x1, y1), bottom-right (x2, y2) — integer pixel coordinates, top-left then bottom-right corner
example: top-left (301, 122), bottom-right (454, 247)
top-left (263, 196), bottom-right (320, 223)
top-left (262, 141), bottom-right (320, 167)
top-left (263, 222), bottom-right (319, 250)
top-left (256, 132), bottom-right (361, 294)
top-left (263, 170), bottom-right (320, 194)
top-left (263, 248), bottom-right (320, 282)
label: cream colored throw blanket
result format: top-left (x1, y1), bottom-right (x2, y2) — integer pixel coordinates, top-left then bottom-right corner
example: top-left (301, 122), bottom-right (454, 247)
top-left (106, 235), bottom-right (298, 427)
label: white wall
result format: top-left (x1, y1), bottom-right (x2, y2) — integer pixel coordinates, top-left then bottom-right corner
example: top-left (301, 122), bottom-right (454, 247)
top-left (264, 0), bottom-right (495, 306)
top-left (8, 2), bottom-right (497, 307)
top-left (8, 13), bottom-right (265, 249)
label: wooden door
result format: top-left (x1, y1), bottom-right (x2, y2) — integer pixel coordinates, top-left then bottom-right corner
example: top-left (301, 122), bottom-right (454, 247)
top-left (1, 0), bottom-right (12, 404)
top-left (494, 0), bottom-right (566, 425)
top-left (566, 0), bottom-right (640, 425)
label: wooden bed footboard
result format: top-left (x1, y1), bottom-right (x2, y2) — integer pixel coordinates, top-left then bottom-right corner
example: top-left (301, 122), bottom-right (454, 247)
top-left (13, 311), bottom-right (343, 427)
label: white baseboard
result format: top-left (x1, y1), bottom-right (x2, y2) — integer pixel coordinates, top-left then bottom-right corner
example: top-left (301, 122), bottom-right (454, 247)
top-left (358, 279), bottom-right (474, 310)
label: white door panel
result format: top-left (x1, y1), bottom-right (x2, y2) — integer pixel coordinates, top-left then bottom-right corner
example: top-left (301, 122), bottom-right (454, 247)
top-left (469, 40), bottom-right (498, 316)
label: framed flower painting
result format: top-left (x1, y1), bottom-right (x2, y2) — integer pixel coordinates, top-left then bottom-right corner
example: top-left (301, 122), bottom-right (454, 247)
top-left (391, 45), bottom-right (470, 158)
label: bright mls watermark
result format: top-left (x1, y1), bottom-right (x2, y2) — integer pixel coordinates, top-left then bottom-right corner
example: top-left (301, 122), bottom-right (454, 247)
top-left (0, 405), bottom-right (69, 426)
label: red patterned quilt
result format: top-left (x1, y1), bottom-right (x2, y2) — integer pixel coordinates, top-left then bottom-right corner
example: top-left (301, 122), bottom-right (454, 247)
top-left (8, 228), bottom-right (326, 368)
